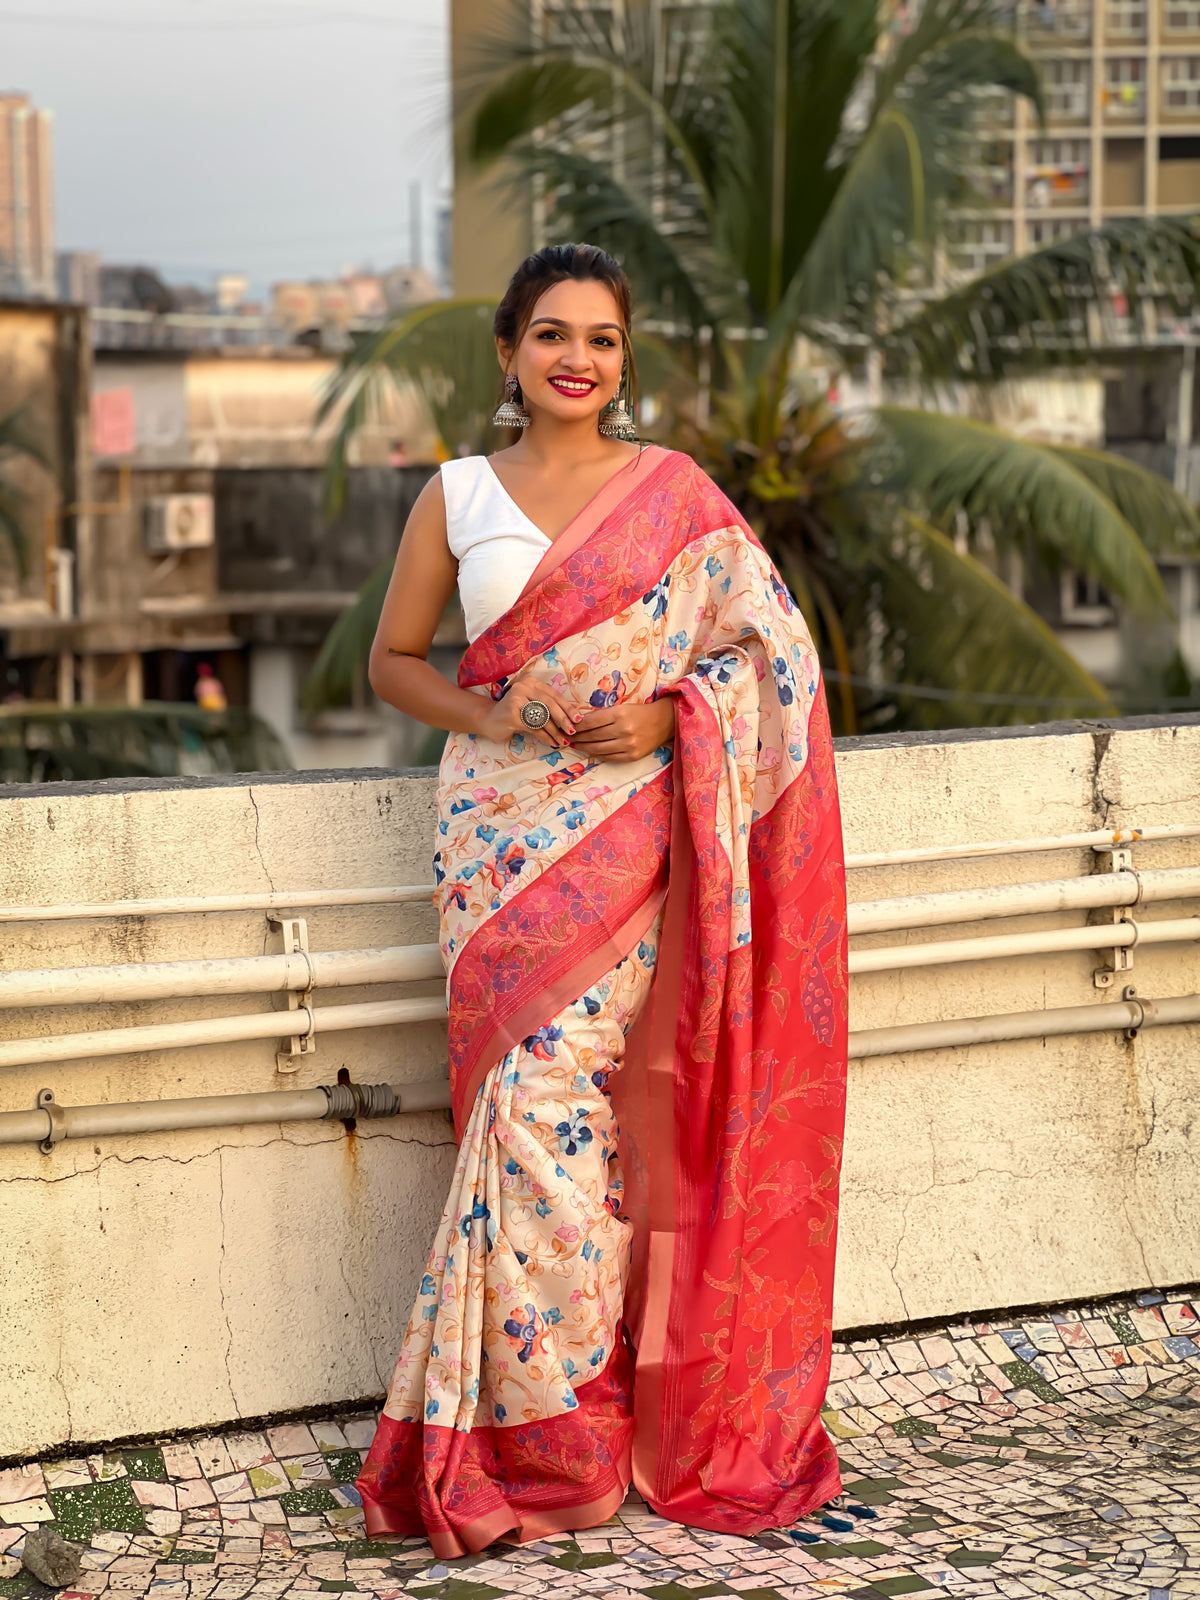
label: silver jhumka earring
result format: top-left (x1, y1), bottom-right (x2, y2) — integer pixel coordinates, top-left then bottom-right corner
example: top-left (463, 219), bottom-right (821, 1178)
top-left (599, 370), bottom-right (637, 440)
top-left (492, 371), bottom-right (531, 428)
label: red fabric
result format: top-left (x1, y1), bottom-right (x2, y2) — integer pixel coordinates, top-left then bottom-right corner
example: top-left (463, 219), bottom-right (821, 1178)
top-left (627, 685), bottom-right (847, 1532)
top-left (358, 1333), bottom-right (635, 1558)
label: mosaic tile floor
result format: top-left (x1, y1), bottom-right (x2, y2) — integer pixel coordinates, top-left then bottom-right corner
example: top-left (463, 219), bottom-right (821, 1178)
top-left (3, 1288), bottom-right (1199, 1600)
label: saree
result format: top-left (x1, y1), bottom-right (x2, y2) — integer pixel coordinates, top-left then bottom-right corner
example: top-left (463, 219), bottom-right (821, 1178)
top-left (357, 447), bottom-right (848, 1556)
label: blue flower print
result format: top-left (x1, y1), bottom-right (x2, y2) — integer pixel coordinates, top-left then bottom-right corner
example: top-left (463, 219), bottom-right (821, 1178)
top-left (695, 653), bottom-right (738, 686)
top-left (562, 1391), bottom-right (579, 1410)
top-left (574, 989), bottom-right (602, 1018)
top-left (544, 1306), bottom-right (563, 1325)
top-left (447, 886), bottom-right (467, 912)
top-left (705, 555), bottom-right (724, 577)
top-left (555, 1109), bottom-right (594, 1157)
top-left (772, 655), bottom-right (796, 707)
top-left (432, 854), bottom-right (446, 886)
top-left (563, 1358), bottom-right (579, 1379)
top-left (449, 797), bottom-right (475, 816)
top-left (589, 670), bottom-right (623, 709)
top-left (425, 1399), bottom-right (439, 1419)
top-left (422, 1304), bottom-right (437, 1322)
top-left (581, 1239), bottom-right (593, 1261)
top-left (668, 630), bottom-right (689, 651)
top-left (544, 748), bottom-right (565, 767)
top-left (589, 1346), bottom-right (606, 1367)
top-left (637, 938), bottom-right (658, 968)
top-left (503, 1303), bottom-right (540, 1363)
top-left (475, 823), bottom-right (498, 844)
top-left (642, 573), bottom-right (671, 619)
top-left (419, 1273), bottom-right (436, 1297)
top-left (523, 1022), bottom-right (563, 1061)
top-left (494, 1402), bottom-right (507, 1421)
top-left (770, 568), bottom-right (798, 612)
top-left (535, 1195), bottom-right (551, 1218)
top-left (523, 826), bottom-right (553, 850)
top-left (591, 1065), bottom-right (611, 1089)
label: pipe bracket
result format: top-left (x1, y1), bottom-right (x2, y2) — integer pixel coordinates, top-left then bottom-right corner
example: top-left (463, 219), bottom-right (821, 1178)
top-left (36, 1088), bottom-right (65, 1155)
top-left (269, 915), bottom-right (316, 1073)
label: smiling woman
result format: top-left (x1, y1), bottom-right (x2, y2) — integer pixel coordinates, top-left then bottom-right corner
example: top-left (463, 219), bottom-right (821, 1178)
top-left (355, 243), bottom-right (849, 1556)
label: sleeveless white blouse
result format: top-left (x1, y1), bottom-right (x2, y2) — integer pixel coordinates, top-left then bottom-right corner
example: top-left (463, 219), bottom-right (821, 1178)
top-left (440, 456), bottom-right (550, 643)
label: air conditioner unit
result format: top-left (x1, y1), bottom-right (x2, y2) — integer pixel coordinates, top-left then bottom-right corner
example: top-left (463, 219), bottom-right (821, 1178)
top-left (144, 494), bottom-right (214, 553)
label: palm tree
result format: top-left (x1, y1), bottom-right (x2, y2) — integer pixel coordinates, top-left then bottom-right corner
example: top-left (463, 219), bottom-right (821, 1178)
top-left (312, 0), bottom-right (1200, 732)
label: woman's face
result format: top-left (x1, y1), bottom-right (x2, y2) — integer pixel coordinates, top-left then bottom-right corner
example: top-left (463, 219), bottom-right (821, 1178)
top-left (501, 277), bottom-right (626, 427)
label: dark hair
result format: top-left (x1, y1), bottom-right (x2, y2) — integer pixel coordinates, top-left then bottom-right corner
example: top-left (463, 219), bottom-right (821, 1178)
top-left (494, 243), bottom-right (637, 417)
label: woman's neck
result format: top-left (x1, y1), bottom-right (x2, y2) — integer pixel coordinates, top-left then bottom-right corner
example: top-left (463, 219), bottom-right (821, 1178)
top-left (503, 411), bottom-right (628, 467)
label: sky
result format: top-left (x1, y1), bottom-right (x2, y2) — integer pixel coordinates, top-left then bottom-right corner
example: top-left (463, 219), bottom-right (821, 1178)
top-left (2, 0), bottom-right (451, 295)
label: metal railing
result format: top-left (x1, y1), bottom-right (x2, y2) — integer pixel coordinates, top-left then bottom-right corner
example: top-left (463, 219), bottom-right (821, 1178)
top-left (1, 822), bottom-right (1198, 1148)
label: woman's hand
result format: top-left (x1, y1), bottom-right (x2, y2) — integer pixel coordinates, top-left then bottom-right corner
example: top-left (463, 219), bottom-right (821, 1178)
top-left (570, 698), bottom-right (676, 762)
top-left (475, 668), bottom-right (581, 749)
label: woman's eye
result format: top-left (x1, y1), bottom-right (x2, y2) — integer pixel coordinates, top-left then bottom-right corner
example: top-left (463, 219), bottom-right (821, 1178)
top-left (536, 330), bottom-right (562, 341)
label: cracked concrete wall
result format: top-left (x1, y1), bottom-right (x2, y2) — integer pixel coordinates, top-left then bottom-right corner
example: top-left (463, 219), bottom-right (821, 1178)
top-left (1, 719), bottom-right (1198, 1458)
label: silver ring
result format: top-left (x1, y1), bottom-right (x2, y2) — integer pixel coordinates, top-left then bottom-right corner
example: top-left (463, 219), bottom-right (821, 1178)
top-left (520, 699), bottom-right (551, 730)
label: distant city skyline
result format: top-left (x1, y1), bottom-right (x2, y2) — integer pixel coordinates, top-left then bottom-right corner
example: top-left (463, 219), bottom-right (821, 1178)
top-left (2, 0), bottom-right (450, 296)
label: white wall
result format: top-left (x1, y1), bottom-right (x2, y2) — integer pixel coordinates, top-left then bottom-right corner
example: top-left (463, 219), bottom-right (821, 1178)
top-left (1, 716), bottom-right (1198, 1459)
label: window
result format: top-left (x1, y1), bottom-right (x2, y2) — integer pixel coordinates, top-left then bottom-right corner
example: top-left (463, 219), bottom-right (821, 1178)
top-left (1104, 56), bottom-right (1146, 116)
top-left (1162, 54), bottom-right (1200, 111)
top-left (1026, 138), bottom-right (1090, 204)
top-left (1026, 0), bottom-right (1092, 40)
top-left (1060, 571), bottom-right (1115, 626)
top-left (1028, 216), bottom-right (1083, 244)
top-left (1165, 2), bottom-right (1200, 33)
top-left (1043, 58), bottom-right (1091, 119)
top-left (949, 219), bottom-right (1014, 276)
top-left (1107, 0), bottom-right (1147, 35)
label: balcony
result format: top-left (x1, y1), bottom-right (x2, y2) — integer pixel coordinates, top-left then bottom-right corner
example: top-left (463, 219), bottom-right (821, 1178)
top-left (1, 717), bottom-right (1198, 1594)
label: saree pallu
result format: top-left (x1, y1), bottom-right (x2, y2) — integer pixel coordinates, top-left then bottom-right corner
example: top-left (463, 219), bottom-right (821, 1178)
top-left (358, 449), bottom-right (848, 1555)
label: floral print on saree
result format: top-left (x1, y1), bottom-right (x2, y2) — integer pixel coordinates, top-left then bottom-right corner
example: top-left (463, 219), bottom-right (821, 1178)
top-left (358, 451), bottom-right (847, 1554)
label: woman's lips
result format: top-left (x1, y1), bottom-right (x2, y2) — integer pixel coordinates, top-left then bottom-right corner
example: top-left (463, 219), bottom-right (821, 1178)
top-left (547, 376), bottom-right (597, 395)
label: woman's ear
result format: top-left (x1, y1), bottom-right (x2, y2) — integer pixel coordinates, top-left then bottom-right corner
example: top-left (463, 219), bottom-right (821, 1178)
top-left (495, 338), bottom-right (512, 374)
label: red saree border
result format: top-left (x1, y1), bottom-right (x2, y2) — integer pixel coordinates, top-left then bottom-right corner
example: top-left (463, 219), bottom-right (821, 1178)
top-left (460, 450), bottom-right (735, 690)
top-left (357, 1331), bottom-right (635, 1559)
top-left (518, 445), bottom-right (673, 599)
top-left (448, 765), bottom-right (673, 1133)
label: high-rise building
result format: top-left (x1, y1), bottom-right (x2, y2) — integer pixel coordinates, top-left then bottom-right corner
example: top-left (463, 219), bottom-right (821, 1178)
top-left (946, 1), bottom-right (1200, 276)
top-left (0, 92), bottom-right (55, 300)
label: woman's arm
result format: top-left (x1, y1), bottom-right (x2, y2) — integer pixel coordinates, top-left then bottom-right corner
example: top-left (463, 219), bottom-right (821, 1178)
top-left (367, 476), bottom-right (578, 748)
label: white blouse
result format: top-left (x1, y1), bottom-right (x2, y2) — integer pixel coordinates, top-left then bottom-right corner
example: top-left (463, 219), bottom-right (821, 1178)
top-left (440, 456), bottom-right (550, 643)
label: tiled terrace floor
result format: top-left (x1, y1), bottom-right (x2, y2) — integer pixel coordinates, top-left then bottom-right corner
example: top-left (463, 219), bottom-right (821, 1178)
top-left (3, 1289), bottom-right (1199, 1600)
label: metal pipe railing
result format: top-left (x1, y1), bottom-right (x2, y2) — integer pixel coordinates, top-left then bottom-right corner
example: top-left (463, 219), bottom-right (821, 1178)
top-left (845, 822), bottom-right (1200, 871)
top-left (0, 1076), bottom-right (453, 1149)
top-left (0, 996), bottom-right (447, 1071)
top-left (0, 944), bottom-right (444, 1009)
top-left (849, 915), bottom-right (1200, 975)
top-left (0, 885), bottom-right (436, 925)
top-left (5, 990), bottom-right (1198, 1147)
top-left (847, 865), bottom-right (1200, 936)
top-left (848, 992), bottom-right (1200, 1059)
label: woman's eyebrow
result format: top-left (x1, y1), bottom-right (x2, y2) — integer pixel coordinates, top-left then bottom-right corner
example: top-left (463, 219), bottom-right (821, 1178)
top-left (529, 316), bottom-right (623, 332)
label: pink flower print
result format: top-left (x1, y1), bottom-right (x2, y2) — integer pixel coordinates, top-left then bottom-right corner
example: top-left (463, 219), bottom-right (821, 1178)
top-left (555, 1223), bottom-right (582, 1244)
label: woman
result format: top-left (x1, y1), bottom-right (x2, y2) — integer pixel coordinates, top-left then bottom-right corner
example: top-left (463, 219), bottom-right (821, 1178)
top-left (357, 243), bottom-right (848, 1556)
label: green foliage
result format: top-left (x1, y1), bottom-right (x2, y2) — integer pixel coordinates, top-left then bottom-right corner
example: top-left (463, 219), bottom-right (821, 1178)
top-left (0, 704), bottom-right (291, 784)
top-left (0, 404), bottom-right (52, 578)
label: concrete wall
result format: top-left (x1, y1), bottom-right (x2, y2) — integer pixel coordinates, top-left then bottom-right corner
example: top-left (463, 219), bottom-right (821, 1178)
top-left (1, 716), bottom-right (1199, 1458)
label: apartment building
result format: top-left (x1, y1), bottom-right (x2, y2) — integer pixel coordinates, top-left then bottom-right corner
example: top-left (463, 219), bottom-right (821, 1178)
top-left (0, 92), bottom-right (55, 300)
top-left (952, 0), bottom-right (1200, 276)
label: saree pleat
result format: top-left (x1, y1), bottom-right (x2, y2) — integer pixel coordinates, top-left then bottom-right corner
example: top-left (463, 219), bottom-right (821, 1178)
top-left (358, 449), bottom-right (847, 1549)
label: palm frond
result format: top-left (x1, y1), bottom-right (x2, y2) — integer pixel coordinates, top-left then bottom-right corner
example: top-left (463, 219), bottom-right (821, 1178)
top-left (868, 511), bottom-right (1116, 726)
top-left (0, 404), bottom-right (53, 578)
top-left (319, 299), bottom-right (498, 518)
top-left (301, 558), bottom-right (392, 714)
top-left (1044, 443), bottom-right (1200, 555)
top-left (876, 406), bottom-right (1168, 614)
top-left (885, 216), bottom-right (1200, 379)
